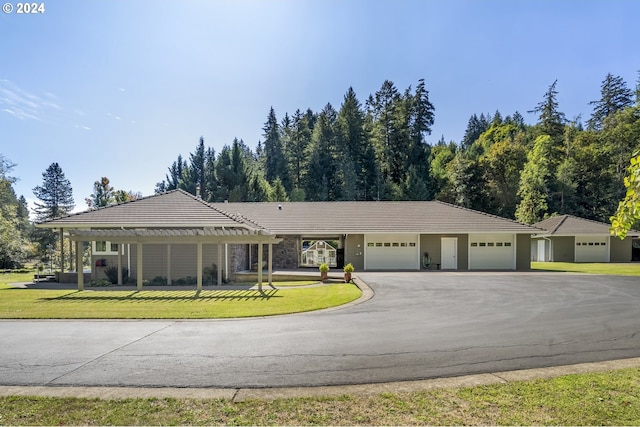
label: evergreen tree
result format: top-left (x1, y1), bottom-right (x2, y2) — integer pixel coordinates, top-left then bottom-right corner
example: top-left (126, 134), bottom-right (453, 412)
top-left (462, 114), bottom-right (491, 148)
top-left (305, 104), bottom-right (339, 201)
top-left (529, 80), bottom-right (566, 142)
top-left (337, 87), bottom-right (377, 200)
top-left (32, 162), bottom-right (75, 222)
top-left (262, 107), bottom-right (289, 189)
top-left (86, 177), bottom-right (115, 209)
top-left (587, 73), bottom-right (634, 131)
top-left (287, 109), bottom-right (313, 192)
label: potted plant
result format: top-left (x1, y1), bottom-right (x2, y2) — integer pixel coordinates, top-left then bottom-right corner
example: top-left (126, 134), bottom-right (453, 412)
top-left (319, 263), bottom-right (330, 281)
top-left (343, 263), bottom-right (354, 283)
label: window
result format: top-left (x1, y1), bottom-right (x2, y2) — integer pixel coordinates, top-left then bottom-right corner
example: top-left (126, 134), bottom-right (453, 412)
top-left (400, 242), bottom-right (407, 247)
top-left (504, 242), bottom-right (512, 247)
top-left (392, 242), bottom-right (399, 247)
top-left (409, 242), bottom-right (416, 247)
top-left (93, 241), bottom-right (118, 255)
top-left (471, 242), bottom-right (478, 247)
top-left (367, 242), bottom-right (374, 247)
top-left (479, 242), bottom-right (486, 247)
top-left (487, 242), bottom-right (495, 247)
top-left (496, 242), bottom-right (503, 247)
top-left (384, 242), bottom-right (391, 247)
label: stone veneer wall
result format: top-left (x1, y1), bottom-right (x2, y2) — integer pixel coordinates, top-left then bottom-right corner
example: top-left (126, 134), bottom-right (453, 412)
top-left (228, 244), bottom-right (248, 278)
top-left (249, 235), bottom-right (300, 270)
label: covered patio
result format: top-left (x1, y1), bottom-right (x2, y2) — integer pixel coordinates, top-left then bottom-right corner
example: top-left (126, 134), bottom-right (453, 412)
top-left (36, 190), bottom-right (282, 291)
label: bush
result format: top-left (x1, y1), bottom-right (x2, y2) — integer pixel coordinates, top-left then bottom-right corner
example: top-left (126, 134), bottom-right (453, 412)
top-left (104, 266), bottom-right (128, 284)
top-left (148, 276), bottom-right (167, 286)
top-left (89, 279), bottom-right (111, 287)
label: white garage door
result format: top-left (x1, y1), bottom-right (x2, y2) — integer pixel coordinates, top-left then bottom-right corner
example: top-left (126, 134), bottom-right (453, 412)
top-left (469, 234), bottom-right (515, 270)
top-left (365, 234), bottom-right (419, 270)
top-left (575, 236), bottom-right (609, 262)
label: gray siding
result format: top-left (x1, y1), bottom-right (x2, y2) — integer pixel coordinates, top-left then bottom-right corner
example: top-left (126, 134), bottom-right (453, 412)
top-left (419, 234), bottom-right (469, 270)
top-left (516, 234), bottom-right (531, 270)
top-left (610, 236), bottom-right (632, 262)
top-left (345, 234), bottom-right (365, 271)
top-left (552, 236), bottom-right (574, 262)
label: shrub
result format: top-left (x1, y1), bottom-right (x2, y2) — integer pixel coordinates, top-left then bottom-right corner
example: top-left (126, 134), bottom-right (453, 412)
top-left (104, 266), bottom-right (128, 284)
top-left (89, 279), bottom-right (111, 287)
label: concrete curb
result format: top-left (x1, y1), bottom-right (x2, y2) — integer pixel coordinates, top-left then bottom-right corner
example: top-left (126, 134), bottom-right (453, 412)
top-left (2, 357), bottom-right (639, 403)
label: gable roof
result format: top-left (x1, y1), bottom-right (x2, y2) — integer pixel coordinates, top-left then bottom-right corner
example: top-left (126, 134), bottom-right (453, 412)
top-left (37, 190), bottom-right (258, 230)
top-left (212, 201), bottom-right (543, 235)
top-left (533, 214), bottom-right (640, 237)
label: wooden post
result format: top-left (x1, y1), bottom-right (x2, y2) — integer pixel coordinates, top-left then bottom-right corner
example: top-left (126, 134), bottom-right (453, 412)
top-left (136, 242), bottom-right (143, 291)
top-left (76, 240), bottom-right (83, 291)
top-left (197, 242), bottom-right (203, 291)
top-left (257, 243), bottom-right (263, 292)
top-left (217, 243), bottom-right (223, 286)
top-left (167, 244), bottom-right (172, 285)
top-left (268, 243), bottom-right (273, 287)
top-left (59, 228), bottom-right (64, 274)
top-left (117, 243), bottom-right (123, 285)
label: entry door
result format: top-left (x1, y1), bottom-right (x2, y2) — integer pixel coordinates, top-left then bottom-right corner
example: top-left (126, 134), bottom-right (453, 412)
top-left (537, 240), bottom-right (546, 262)
top-left (441, 238), bottom-right (458, 270)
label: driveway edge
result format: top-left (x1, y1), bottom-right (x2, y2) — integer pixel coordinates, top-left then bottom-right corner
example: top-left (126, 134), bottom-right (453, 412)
top-left (2, 357), bottom-right (639, 402)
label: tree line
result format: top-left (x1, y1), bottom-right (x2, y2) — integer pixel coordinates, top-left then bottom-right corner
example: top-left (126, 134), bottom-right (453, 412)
top-left (155, 74), bottom-right (640, 225)
top-left (1, 74), bottom-right (639, 269)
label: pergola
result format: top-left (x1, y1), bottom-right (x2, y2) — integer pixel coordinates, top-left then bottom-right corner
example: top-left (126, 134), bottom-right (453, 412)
top-left (36, 190), bottom-right (282, 291)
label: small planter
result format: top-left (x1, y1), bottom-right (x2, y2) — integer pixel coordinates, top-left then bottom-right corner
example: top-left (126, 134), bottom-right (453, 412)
top-left (343, 263), bottom-right (354, 283)
top-left (319, 263), bottom-right (330, 281)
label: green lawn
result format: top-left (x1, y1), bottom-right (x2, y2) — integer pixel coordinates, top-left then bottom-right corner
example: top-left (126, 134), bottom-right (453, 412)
top-left (0, 272), bottom-right (361, 319)
top-left (531, 262), bottom-right (640, 276)
top-left (1, 368), bottom-right (639, 425)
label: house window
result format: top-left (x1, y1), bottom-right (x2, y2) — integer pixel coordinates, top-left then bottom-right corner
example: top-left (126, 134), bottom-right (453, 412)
top-left (504, 242), bottom-right (512, 247)
top-left (471, 242), bottom-right (478, 247)
top-left (93, 241), bottom-right (119, 255)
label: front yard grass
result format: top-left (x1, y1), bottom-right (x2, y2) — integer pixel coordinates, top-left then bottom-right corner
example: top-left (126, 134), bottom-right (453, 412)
top-left (0, 274), bottom-right (361, 319)
top-left (531, 262), bottom-right (640, 276)
top-left (1, 368), bottom-right (639, 425)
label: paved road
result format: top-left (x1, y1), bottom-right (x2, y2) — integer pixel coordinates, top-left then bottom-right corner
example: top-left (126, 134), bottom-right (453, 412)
top-left (1, 272), bottom-right (639, 388)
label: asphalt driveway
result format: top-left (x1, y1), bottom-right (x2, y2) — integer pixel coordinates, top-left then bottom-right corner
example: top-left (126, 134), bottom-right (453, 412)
top-left (1, 272), bottom-right (639, 388)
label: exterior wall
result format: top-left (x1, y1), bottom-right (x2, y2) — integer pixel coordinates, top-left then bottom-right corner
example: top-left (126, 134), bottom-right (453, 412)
top-left (551, 236), bottom-right (574, 262)
top-left (419, 234), bottom-right (469, 270)
top-left (610, 236), bottom-right (632, 262)
top-left (250, 236), bottom-right (300, 270)
top-left (108, 243), bottom-right (222, 282)
top-left (345, 234), bottom-right (365, 271)
top-left (516, 234), bottom-right (531, 270)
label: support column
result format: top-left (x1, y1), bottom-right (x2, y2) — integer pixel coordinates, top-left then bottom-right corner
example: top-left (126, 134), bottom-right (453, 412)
top-left (60, 228), bottom-right (65, 274)
top-left (257, 243), bottom-right (263, 292)
top-left (217, 243), bottom-right (223, 286)
top-left (136, 242), bottom-right (143, 291)
top-left (268, 243), bottom-right (273, 287)
top-left (197, 242), bottom-right (203, 291)
top-left (117, 243), bottom-right (123, 285)
top-left (76, 240), bottom-right (83, 291)
top-left (167, 244), bottom-right (172, 285)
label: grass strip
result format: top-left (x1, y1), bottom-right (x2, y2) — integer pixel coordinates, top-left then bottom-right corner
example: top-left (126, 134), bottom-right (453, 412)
top-left (0, 276), bottom-right (361, 319)
top-left (1, 368), bottom-right (639, 425)
top-left (531, 262), bottom-right (640, 276)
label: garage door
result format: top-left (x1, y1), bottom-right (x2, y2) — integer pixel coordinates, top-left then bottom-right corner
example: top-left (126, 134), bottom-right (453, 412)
top-left (575, 236), bottom-right (609, 262)
top-left (469, 234), bottom-right (515, 270)
top-left (365, 234), bottom-right (419, 270)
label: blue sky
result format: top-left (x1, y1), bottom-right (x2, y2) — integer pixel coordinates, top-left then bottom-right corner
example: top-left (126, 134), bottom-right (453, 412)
top-left (1, 0), bottom-right (638, 213)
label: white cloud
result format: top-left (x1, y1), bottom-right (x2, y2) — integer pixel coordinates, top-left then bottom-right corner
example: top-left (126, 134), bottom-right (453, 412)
top-left (0, 79), bottom-right (65, 122)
